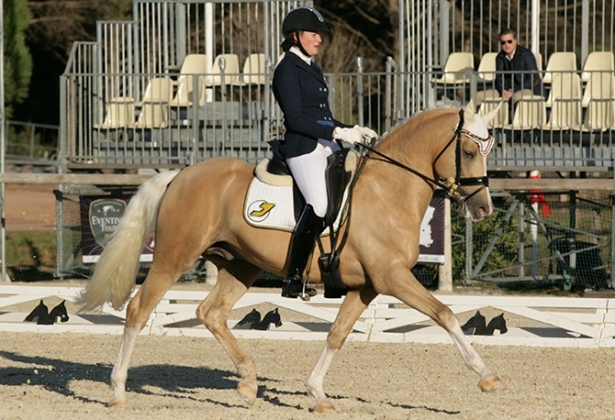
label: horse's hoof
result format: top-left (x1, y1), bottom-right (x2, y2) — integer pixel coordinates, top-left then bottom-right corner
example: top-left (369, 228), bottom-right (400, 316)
top-left (237, 382), bottom-right (257, 406)
top-left (108, 398), bottom-right (126, 408)
top-left (479, 374), bottom-right (506, 392)
top-left (312, 401), bottom-right (336, 413)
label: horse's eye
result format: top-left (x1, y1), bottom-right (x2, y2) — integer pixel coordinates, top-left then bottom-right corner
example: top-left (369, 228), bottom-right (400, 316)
top-left (463, 149), bottom-right (475, 159)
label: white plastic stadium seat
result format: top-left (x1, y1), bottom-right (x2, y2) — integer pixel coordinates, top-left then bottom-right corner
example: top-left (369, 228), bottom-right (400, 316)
top-left (581, 72), bottom-right (615, 108)
top-left (505, 98), bottom-right (547, 130)
top-left (94, 97), bottom-right (135, 129)
top-left (581, 51), bottom-right (615, 83)
top-left (239, 53), bottom-right (266, 85)
top-left (545, 73), bottom-right (583, 130)
top-left (542, 52), bottom-right (577, 84)
top-left (546, 72), bottom-right (582, 107)
top-left (572, 99), bottom-right (615, 132)
top-left (170, 54), bottom-right (207, 107)
top-left (132, 101), bottom-right (169, 129)
top-left (205, 54), bottom-right (241, 87)
top-left (477, 52), bottom-right (498, 82)
top-left (431, 52), bottom-right (474, 86)
top-left (136, 77), bottom-right (175, 106)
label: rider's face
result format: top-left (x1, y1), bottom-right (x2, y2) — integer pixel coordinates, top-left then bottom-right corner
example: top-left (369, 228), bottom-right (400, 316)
top-left (297, 31), bottom-right (322, 56)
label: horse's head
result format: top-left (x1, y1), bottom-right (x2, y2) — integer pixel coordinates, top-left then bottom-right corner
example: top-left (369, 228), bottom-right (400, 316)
top-left (434, 100), bottom-right (499, 222)
top-left (51, 300), bottom-right (70, 323)
top-left (460, 310), bottom-right (486, 331)
top-left (263, 308), bottom-right (282, 328)
top-left (487, 313), bottom-right (508, 334)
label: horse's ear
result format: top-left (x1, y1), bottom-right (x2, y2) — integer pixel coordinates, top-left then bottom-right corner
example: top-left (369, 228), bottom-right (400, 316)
top-left (463, 100), bottom-right (476, 124)
top-left (481, 101), bottom-right (503, 125)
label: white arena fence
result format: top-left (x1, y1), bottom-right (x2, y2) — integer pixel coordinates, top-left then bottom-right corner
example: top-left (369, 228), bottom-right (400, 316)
top-left (3, 285), bottom-right (615, 348)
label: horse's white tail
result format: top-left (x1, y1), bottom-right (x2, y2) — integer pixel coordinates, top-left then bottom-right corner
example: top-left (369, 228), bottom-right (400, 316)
top-left (76, 171), bottom-right (180, 311)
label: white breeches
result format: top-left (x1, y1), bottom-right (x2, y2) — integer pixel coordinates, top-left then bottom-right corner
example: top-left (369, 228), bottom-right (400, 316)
top-left (287, 139), bottom-right (342, 217)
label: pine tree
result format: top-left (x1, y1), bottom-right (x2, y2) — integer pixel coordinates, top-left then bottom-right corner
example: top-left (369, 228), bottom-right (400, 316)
top-left (4, 0), bottom-right (33, 119)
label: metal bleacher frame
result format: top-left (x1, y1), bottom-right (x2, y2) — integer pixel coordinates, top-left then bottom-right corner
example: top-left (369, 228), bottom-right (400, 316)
top-left (59, 0), bottom-right (615, 176)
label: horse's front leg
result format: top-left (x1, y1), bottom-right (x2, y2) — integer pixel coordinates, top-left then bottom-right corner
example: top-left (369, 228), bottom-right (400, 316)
top-left (447, 322), bottom-right (505, 391)
top-left (384, 266), bottom-right (505, 392)
top-left (306, 287), bottom-right (378, 412)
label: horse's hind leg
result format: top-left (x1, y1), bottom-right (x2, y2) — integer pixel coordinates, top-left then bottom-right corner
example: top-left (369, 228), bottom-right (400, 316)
top-left (196, 259), bottom-right (262, 406)
top-left (109, 250), bottom-right (207, 406)
top-left (306, 287), bottom-right (378, 412)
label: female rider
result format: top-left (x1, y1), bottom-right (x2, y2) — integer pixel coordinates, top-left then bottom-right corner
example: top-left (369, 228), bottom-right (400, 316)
top-left (272, 7), bottom-right (378, 298)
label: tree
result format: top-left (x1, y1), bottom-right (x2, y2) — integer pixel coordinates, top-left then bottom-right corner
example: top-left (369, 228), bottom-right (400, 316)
top-left (4, 0), bottom-right (33, 119)
top-left (26, 0), bottom-right (133, 59)
top-left (316, 0), bottom-right (398, 71)
top-left (12, 0), bottom-right (132, 124)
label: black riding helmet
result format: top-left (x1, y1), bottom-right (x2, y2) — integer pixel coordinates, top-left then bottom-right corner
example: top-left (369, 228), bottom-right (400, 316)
top-left (281, 7), bottom-right (329, 55)
top-left (282, 7), bottom-right (328, 36)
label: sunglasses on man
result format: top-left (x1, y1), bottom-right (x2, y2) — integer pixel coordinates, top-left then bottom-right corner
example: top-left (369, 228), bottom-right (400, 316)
top-left (501, 39), bottom-right (514, 45)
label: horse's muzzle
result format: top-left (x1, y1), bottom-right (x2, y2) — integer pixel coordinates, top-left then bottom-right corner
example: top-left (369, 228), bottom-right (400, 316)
top-left (456, 186), bottom-right (493, 222)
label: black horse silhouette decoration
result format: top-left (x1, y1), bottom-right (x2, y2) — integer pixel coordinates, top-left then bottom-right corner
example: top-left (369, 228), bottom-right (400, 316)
top-left (233, 308), bottom-right (282, 331)
top-left (461, 311), bottom-right (507, 336)
top-left (234, 308), bottom-right (262, 330)
top-left (24, 300), bottom-right (70, 325)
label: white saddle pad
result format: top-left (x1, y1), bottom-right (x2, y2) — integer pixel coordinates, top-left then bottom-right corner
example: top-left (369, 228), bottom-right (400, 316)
top-left (244, 158), bottom-right (446, 264)
top-left (243, 177), bottom-right (346, 234)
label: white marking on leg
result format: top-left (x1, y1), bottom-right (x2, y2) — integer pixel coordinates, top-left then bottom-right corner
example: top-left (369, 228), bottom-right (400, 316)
top-left (306, 344), bottom-right (338, 404)
top-left (448, 324), bottom-right (493, 379)
top-left (110, 327), bottom-right (140, 404)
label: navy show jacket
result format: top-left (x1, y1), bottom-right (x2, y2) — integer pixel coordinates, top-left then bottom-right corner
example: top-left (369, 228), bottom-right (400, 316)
top-left (272, 52), bottom-right (351, 159)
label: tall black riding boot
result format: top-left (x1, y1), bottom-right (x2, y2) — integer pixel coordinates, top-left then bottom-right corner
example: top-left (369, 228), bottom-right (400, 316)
top-left (281, 204), bottom-right (324, 298)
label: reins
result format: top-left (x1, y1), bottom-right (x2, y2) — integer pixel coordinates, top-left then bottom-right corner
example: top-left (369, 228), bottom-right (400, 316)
top-left (324, 107), bottom-right (491, 259)
top-left (356, 109), bottom-right (489, 201)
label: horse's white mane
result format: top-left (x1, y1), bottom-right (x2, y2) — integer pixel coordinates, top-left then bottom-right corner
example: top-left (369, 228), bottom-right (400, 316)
top-left (383, 102), bottom-right (494, 155)
top-left (390, 104), bottom-right (460, 131)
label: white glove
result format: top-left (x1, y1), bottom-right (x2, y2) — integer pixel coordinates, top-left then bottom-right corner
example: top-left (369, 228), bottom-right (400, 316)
top-left (353, 125), bottom-right (378, 143)
top-left (333, 126), bottom-right (363, 145)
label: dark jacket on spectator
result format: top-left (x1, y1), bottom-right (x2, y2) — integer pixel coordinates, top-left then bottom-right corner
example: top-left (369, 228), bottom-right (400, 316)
top-left (495, 45), bottom-right (544, 97)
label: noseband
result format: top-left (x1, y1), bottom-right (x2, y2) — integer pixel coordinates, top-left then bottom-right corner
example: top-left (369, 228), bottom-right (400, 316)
top-left (434, 109), bottom-right (490, 202)
top-left (357, 108), bottom-right (490, 203)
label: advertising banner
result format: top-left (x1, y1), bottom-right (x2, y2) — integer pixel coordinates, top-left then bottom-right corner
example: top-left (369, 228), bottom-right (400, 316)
top-left (80, 191), bottom-right (445, 265)
top-left (418, 191), bottom-right (445, 265)
top-left (80, 195), bottom-right (154, 264)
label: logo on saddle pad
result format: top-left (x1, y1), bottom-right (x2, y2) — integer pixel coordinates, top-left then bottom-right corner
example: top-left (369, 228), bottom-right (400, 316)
top-left (244, 178), bottom-right (346, 233)
top-left (247, 201), bottom-right (276, 222)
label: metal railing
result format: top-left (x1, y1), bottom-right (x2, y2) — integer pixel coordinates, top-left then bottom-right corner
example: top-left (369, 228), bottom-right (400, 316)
top-left (60, 65), bottom-right (615, 172)
top-left (58, 0), bottom-right (615, 174)
top-left (455, 189), bottom-right (615, 290)
top-left (60, 59), bottom-right (387, 170)
top-left (4, 121), bottom-right (59, 172)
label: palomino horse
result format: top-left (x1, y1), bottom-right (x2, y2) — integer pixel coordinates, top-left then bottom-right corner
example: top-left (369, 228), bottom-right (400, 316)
top-left (78, 101), bottom-right (504, 411)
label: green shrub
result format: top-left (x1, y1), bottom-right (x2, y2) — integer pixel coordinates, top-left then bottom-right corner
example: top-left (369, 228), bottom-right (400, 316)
top-left (5, 231), bottom-right (56, 280)
top-left (451, 200), bottom-right (520, 284)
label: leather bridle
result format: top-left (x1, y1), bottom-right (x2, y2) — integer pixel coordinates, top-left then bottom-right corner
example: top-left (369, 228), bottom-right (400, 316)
top-left (357, 109), bottom-right (491, 203)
